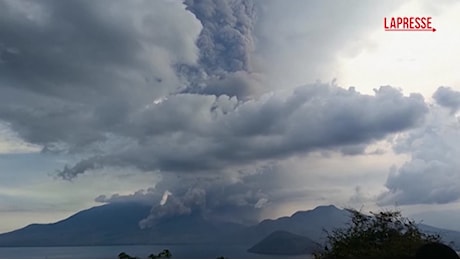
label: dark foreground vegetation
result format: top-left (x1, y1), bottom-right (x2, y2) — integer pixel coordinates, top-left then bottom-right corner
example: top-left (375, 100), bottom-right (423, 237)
top-left (314, 209), bottom-right (458, 258)
top-left (118, 249), bottom-right (172, 259)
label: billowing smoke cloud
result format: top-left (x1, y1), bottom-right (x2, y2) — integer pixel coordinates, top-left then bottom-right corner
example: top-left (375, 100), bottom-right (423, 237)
top-left (0, 0), bottom-right (434, 225)
top-left (185, 0), bottom-right (255, 74)
top-left (433, 86), bottom-right (460, 113)
top-left (56, 84), bottom-right (428, 179)
top-left (139, 187), bottom-right (207, 228)
top-left (254, 198), bottom-right (269, 208)
top-left (95, 188), bottom-right (159, 205)
top-left (0, 0), bottom-right (202, 148)
top-left (58, 156), bottom-right (105, 180)
top-left (160, 190), bottom-right (173, 206)
top-left (97, 169), bottom-right (272, 225)
top-left (379, 90), bottom-right (460, 205)
top-left (180, 0), bottom-right (263, 99)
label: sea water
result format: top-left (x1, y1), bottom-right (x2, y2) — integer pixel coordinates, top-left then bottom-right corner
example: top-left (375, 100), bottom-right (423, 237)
top-left (0, 245), bottom-right (313, 259)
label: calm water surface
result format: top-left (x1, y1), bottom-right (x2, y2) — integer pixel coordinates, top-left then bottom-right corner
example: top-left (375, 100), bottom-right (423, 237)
top-left (0, 245), bottom-right (313, 259)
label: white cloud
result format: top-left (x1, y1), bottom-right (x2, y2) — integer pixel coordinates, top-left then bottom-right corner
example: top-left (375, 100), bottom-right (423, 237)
top-left (379, 99), bottom-right (460, 205)
top-left (337, 0), bottom-right (460, 97)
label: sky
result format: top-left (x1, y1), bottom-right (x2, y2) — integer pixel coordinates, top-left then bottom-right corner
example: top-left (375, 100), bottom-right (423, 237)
top-left (1, 0), bottom-right (460, 233)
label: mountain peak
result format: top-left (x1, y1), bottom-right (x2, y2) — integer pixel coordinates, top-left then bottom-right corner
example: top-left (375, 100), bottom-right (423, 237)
top-left (313, 204), bottom-right (338, 210)
top-left (290, 204), bottom-right (341, 218)
top-left (313, 204), bottom-right (340, 211)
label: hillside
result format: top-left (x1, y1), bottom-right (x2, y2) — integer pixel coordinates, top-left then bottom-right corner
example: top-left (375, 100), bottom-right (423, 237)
top-left (234, 205), bottom-right (351, 245)
top-left (0, 202), bottom-right (152, 246)
top-left (0, 202), bottom-right (459, 252)
top-left (247, 230), bottom-right (320, 255)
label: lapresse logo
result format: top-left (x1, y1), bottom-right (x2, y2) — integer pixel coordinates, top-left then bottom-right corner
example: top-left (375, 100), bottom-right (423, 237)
top-left (384, 16), bottom-right (436, 32)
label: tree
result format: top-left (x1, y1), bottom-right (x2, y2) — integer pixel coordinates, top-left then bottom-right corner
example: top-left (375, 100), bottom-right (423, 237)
top-left (314, 209), bottom-right (442, 258)
top-left (118, 249), bottom-right (171, 259)
top-left (118, 252), bottom-right (138, 259)
top-left (149, 249), bottom-right (172, 259)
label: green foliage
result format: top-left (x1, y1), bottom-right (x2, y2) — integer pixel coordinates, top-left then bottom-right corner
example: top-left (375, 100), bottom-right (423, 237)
top-left (118, 249), bottom-right (171, 259)
top-left (314, 209), bottom-right (441, 258)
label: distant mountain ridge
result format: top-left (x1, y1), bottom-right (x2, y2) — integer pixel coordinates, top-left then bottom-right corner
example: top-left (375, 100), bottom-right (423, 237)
top-left (0, 202), bottom-right (459, 253)
top-left (247, 230), bottom-right (320, 255)
top-left (231, 205), bottom-right (351, 245)
top-left (0, 203), bottom-right (153, 246)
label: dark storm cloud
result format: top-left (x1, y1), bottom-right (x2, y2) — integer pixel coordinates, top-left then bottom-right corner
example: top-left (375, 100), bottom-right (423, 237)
top-left (1, 1), bottom-right (426, 179)
top-left (0, 0), bottom-right (431, 222)
top-left (177, 0), bottom-right (262, 99)
top-left (184, 0), bottom-right (256, 74)
top-left (0, 0), bottom-right (201, 147)
top-left (433, 86), bottom-right (460, 113)
top-left (57, 84), bottom-right (428, 179)
top-left (1, 1), bottom-right (164, 98)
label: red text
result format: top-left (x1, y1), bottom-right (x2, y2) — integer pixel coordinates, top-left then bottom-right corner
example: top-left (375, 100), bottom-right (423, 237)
top-left (384, 17), bottom-right (432, 30)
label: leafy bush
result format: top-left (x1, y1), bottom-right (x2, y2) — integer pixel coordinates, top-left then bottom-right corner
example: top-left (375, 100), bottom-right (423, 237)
top-left (314, 209), bottom-right (441, 258)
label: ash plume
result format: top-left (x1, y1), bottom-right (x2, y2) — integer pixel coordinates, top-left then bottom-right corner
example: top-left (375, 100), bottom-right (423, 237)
top-left (181, 0), bottom-right (261, 99)
top-left (139, 187), bottom-right (207, 229)
top-left (184, 0), bottom-right (256, 74)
